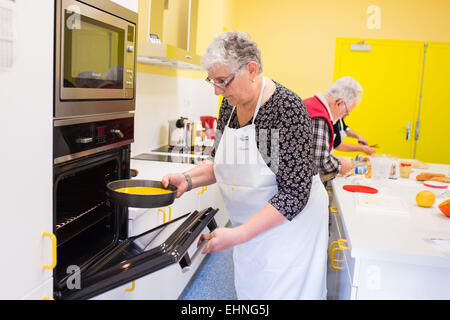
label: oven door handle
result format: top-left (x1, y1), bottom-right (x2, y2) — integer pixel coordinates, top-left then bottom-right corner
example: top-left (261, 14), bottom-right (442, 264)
top-left (180, 240), bottom-right (209, 273)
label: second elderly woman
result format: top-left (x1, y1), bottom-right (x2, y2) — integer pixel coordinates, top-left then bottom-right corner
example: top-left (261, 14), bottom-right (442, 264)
top-left (162, 31), bottom-right (329, 299)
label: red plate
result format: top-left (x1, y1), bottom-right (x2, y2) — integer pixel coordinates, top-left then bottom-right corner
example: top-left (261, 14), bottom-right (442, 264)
top-left (343, 185), bottom-right (378, 194)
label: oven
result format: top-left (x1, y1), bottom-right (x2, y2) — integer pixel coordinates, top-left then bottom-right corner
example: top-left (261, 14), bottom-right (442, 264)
top-left (53, 115), bottom-right (218, 300)
top-left (54, 0), bottom-right (137, 119)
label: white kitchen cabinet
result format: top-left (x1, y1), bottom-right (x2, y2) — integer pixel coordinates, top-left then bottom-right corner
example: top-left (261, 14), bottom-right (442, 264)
top-left (328, 167), bottom-right (450, 300)
top-left (326, 204), bottom-right (355, 300)
top-left (110, 0), bottom-right (138, 12)
top-left (0, 0), bottom-right (54, 300)
top-left (21, 278), bottom-right (54, 300)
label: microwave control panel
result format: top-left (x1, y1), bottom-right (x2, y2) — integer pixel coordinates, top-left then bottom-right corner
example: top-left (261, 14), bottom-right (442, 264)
top-left (125, 24), bottom-right (135, 92)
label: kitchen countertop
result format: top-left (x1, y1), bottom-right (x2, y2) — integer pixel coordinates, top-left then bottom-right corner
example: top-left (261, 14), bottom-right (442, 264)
top-left (132, 145), bottom-right (213, 164)
top-left (331, 163), bottom-right (450, 268)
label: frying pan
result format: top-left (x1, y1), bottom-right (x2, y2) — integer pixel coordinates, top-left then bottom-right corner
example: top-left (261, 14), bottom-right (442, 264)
top-left (106, 179), bottom-right (177, 208)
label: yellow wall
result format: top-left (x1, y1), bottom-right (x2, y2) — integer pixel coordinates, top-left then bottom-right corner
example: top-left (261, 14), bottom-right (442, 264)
top-left (138, 0), bottom-right (450, 89)
top-left (227, 0), bottom-right (450, 98)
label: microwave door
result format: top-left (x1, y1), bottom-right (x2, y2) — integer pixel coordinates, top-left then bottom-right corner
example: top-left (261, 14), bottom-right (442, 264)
top-left (59, 0), bottom-right (134, 101)
top-left (60, 208), bottom-right (218, 300)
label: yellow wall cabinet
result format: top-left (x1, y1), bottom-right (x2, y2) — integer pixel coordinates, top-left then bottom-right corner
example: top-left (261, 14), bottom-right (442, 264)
top-left (137, 0), bottom-right (202, 70)
top-left (333, 38), bottom-right (450, 165)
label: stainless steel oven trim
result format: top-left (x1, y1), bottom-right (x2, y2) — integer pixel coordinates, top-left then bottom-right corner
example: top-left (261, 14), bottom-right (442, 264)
top-left (53, 112), bottom-right (134, 126)
top-left (54, 0), bottom-right (138, 119)
top-left (54, 139), bottom-right (134, 165)
top-left (59, 0), bottom-right (135, 100)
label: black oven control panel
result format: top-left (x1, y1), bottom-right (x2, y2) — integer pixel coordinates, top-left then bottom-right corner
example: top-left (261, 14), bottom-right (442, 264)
top-left (54, 116), bottom-right (134, 163)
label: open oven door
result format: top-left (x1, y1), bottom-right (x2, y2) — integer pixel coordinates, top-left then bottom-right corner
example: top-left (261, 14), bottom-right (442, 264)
top-left (58, 207), bottom-right (218, 300)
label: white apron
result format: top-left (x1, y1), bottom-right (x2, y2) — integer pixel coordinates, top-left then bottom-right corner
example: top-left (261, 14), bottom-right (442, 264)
top-left (213, 77), bottom-right (329, 300)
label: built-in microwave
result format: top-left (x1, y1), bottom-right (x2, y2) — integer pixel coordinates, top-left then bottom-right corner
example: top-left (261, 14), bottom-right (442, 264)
top-left (54, 0), bottom-right (138, 119)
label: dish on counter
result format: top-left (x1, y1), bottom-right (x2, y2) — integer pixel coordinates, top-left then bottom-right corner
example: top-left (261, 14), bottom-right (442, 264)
top-left (423, 180), bottom-right (449, 197)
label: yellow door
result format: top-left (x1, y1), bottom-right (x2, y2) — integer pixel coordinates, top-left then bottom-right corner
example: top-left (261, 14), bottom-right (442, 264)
top-left (333, 38), bottom-right (425, 159)
top-left (414, 42), bottom-right (450, 165)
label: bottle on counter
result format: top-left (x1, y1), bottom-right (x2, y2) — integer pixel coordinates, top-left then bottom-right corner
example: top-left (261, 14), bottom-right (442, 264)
top-left (399, 162), bottom-right (412, 178)
top-left (354, 166), bottom-right (367, 175)
top-left (194, 121), bottom-right (204, 147)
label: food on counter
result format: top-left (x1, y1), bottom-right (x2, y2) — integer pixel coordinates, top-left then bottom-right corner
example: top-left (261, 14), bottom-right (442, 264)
top-left (115, 187), bottom-right (172, 195)
top-left (399, 162), bottom-right (412, 178)
top-left (415, 172), bottom-right (446, 181)
top-left (364, 163), bottom-right (372, 178)
top-left (438, 199), bottom-right (450, 217)
top-left (399, 159), bottom-right (429, 169)
top-left (416, 190), bottom-right (436, 208)
top-left (429, 176), bottom-right (450, 183)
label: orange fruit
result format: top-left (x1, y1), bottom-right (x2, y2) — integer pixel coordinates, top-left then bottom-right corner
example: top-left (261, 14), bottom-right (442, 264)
top-left (438, 199), bottom-right (450, 217)
top-left (416, 190), bottom-right (436, 208)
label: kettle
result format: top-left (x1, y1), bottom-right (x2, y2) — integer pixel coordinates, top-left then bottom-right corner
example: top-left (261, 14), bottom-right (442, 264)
top-left (168, 117), bottom-right (194, 148)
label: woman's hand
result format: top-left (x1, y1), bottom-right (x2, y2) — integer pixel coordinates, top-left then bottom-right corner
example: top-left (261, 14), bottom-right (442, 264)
top-left (161, 173), bottom-right (188, 198)
top-left (360, 145), bottom-right (375, 155)
top-left (198, 226), bottom-right (248, 254)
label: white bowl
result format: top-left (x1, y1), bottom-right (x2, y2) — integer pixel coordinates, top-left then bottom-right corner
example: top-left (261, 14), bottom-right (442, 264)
top-left (423, 180), bottom-right (449, 197)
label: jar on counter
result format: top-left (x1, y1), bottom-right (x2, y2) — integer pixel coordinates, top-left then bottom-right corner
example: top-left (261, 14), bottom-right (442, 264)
top-left (399, 162), bottom-right (412, 178)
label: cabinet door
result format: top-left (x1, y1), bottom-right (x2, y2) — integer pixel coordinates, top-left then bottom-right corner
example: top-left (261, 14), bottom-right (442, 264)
top-left (0, 0), bottom-right (54, 299)
top-left (414, 42), bottom-right (450, 165)
top-left (326, 207), bottom-right (341, 300)
top-left (333, 38), bottom-right (425, 159)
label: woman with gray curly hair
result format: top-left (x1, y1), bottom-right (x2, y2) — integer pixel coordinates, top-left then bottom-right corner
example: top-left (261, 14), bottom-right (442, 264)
top-left (162, 31), bottom-right (329, 299)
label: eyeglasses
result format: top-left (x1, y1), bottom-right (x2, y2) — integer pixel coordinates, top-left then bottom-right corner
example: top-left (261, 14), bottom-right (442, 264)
top-left (338, 99), bottom-right (349, 117)
top-left (205, 64), bottom-right (246, 89)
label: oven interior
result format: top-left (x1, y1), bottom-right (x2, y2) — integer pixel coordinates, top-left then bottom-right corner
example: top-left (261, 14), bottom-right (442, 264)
top-left (53, 147), bottom-right (129, 291)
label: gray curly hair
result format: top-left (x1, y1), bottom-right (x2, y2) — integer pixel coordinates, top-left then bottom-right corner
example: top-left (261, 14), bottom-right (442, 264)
top-left (201, 31), bottom-right (263, 74)
top-left (324, 76), bottom-right (364, 105)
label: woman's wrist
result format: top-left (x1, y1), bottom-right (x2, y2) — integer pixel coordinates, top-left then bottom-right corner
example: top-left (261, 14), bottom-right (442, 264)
top-left (182, 172), bottom-right (192, 192)
top-left (234, 225), bottom-right (251, 244)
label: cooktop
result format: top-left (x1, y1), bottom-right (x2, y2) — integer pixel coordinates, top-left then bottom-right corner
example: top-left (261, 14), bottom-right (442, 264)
top-left (132, 145), bottom-right (213, 164)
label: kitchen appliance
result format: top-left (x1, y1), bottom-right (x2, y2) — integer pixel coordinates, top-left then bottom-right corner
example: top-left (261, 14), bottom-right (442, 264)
top-left (53, 115), bottom-right (219, 300)
top-left (54, 0), bottom-right (137, 119)
top-left (168, 117), bottom-right (194, 148)
top-left (200, 116), bottom-right (217, 140)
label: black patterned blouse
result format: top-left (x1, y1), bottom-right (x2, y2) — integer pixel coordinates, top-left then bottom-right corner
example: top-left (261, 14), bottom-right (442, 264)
top-left (210, 80), bottom-right (317, 221)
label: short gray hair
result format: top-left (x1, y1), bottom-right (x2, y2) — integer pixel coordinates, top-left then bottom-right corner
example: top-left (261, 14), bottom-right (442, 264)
top-left (324, 76), bottom-right (364, 105)
top-left (201, 31), bottom-right (263, 74)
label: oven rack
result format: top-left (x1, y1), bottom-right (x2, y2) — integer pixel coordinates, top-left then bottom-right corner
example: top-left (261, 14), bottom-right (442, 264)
top-left (56, 201), bottom-right (106, 229)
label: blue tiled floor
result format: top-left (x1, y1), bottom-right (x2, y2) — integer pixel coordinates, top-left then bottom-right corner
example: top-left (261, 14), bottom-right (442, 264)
top-left (179, 247), bottom-right (237, 300)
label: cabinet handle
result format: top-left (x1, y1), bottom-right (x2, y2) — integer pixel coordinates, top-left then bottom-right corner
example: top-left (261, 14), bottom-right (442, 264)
top-left (42, 232), bottom-right (57, 270)
top-left (330, 238), bottom-right (349, 270)
top-left (406, 121), bottom-right (411, 141)
top-left (198, 186), bottom-right (207, 194)
top-left (158, 208), bottom-right (166, 223)
top-left (330, 206), bottom-right (338, 214)
top-left (329, 240), bottom-right (340, 259)
top-left (125, 281), bottom-right (135, 292)
top-left (158, 206), bottom-right (172, 223)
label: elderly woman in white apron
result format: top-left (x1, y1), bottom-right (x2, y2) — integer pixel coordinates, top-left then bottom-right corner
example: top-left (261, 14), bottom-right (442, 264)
top-left (162, 31), bottom-right (329, 300)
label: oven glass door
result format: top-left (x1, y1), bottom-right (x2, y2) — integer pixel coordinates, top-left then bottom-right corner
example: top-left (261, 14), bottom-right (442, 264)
top-left (60, 208), bottom-right (218, 300)
top-left (60, 0), bottom-right (134, 100)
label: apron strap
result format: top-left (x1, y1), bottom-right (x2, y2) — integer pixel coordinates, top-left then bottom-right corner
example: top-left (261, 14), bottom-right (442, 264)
top-left (252, 77), bottom-right (266, 124)
top-left (227, 76), bottom-right (266, 127)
